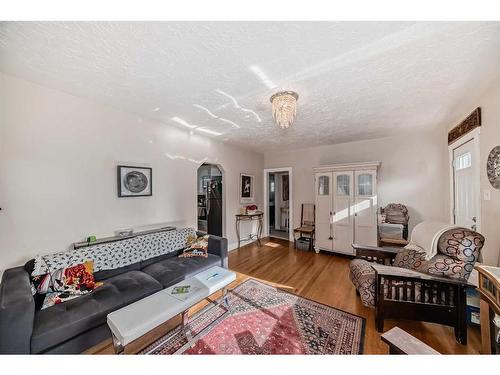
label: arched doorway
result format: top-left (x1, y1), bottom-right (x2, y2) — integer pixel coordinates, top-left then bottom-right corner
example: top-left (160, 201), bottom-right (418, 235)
top-left (197, 163), bottom-right (224, 236)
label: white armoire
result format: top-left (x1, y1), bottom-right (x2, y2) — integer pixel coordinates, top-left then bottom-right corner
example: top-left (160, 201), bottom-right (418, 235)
top-left (313, 162), bottom-right (380, 255)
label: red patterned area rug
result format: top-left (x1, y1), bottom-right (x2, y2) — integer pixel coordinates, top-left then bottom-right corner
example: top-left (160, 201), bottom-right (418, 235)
top-left (140, 279), bottom-right (365, 355)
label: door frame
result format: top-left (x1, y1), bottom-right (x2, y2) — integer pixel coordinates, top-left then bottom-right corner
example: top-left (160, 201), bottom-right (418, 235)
top-left (263, 167), bottom-right (293, 242)
top-left (196, 162), bottom-right (226, 238)
top-left (448, 127), bottom-right (481, 231)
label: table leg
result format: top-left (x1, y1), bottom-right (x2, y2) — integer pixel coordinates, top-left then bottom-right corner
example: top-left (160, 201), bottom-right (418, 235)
top-left (222, 287), bottom-right (230, 310)
top-left (257, 217), bottom-right (262, 246)
top-left (112, 332), bottom-right (124, 354)
top-left (182, 310), bottom-right (193, 343)
top-left (236, 218), bottom-right (241, 249)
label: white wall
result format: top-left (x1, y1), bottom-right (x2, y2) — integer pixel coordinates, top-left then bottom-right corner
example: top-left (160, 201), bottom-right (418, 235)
top-left (264, 126), bottom-right (450, 236)
top-left (456, 85), bottom-right (500, 267)
top-left (0, 73), bottom-right (263, 273)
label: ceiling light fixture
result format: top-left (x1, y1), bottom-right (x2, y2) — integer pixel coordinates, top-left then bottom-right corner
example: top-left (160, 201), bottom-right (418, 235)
top-left (270, 91), bottom-right (298, 129)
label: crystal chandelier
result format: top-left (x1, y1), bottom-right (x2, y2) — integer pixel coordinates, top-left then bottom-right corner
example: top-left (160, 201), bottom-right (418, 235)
top-left (270, 91), bottom-right (299, 129)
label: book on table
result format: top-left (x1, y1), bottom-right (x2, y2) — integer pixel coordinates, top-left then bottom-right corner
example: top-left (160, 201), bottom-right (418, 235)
top-left (169, 284), bottom-right (201, 302)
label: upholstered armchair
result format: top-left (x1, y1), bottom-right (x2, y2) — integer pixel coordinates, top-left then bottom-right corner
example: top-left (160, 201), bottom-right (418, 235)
top-left (349, 226), bottom-right (484, 344)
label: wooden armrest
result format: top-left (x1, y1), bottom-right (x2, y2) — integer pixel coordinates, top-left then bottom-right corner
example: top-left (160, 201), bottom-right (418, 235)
top-left (351, 243), bottom-right (402, 258)
top-left (379, 238), bottom-right (409, 245)
top-left (352, 244), bottom-right (403, 255)
top-left (371, 264), bottom-right (471, 287)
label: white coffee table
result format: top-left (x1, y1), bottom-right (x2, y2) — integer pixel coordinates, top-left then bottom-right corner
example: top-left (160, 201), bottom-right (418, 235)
top-left (107, 266), bottom-right (236, 353)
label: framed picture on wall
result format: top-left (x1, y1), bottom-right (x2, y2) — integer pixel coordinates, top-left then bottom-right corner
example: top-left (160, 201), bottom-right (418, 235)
top-left (240, 173), bottom-right (254, 203)
top-left (117, 165), bottom-right (152, 197)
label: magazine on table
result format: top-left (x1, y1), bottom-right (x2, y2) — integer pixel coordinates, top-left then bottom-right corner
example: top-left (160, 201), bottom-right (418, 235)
top-left (169, 284), bottom-right (201, 301)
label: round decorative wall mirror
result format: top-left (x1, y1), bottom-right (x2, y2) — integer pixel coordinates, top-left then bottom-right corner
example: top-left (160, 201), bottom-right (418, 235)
top-left (487, 146), bottom-right (500, 189)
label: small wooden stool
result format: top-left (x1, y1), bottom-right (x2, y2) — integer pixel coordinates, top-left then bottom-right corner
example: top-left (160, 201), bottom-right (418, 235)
top-left (381, 327), bottom-right (440, 354)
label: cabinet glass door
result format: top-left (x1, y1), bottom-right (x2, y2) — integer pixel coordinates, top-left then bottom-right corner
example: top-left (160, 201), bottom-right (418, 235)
top-left (354, 170), bottom-right (377, 246)
top-left (357, 173), bottom-right (373, 196)
top-left (318, 175), bottom-right (330, 196)
top-left (315, 172), bottom-right (333, 251)
top-left (336, 174), bottom-right (350, 196)
top-left (332, 171), bottom-right (354, 254)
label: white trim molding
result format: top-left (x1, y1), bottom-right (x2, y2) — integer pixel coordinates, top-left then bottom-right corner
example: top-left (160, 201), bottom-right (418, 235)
top-left (313, 161), bottom-right (381, 173)
top-left (263, 167), bottom-right (294, 242)
top-left (448, 127), bottom-right (481, 231)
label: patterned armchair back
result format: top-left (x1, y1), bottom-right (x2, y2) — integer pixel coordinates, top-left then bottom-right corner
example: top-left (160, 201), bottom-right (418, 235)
top-left (393, 228), bottom-right (485, 281)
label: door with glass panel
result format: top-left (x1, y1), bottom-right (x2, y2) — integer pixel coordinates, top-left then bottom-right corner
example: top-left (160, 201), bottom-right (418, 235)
top-left (354, 170), bottom-right (378, 246)
top-left (332, 171), bottom-right (354, 254)
top-left (315, 172), bottom-right (333, 251)
top-left (452, 140), bottom-right (479, 230)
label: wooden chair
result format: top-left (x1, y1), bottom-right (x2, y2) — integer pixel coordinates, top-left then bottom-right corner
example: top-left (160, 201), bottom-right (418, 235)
top-left (349, 226), bottom-right (485, 345)
top-left (293, 204), bottom-right (315, 251)
top-left (378, 203), bottom-right (409, 247)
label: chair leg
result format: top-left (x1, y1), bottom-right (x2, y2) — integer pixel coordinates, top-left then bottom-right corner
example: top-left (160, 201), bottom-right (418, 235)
top-left (455, 286), bottom-right (467, 345)
top-left (376, 314), bottom-right (385, 333)
top-left (454, 305), bottom-right (467, 345)
top-left (454, 324), bottom-right (467, 345)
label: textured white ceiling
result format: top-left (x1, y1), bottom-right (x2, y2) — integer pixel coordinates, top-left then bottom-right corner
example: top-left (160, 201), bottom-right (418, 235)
top-left (1, 21), bottom-right (500, 153)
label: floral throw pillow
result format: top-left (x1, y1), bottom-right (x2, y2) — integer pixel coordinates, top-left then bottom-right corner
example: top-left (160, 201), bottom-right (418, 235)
top-left (36, 261), bottom-right (103, 310)
top-left (179, 234), bottom-right (209, 258)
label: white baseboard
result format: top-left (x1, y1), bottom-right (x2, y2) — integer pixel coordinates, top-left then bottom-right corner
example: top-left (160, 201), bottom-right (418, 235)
top-left (228, 239), bottom-right (257, 252)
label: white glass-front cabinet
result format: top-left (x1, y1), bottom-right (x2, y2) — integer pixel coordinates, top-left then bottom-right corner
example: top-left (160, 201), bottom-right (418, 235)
top-left (314, 173), bottom-right (333, 251)
top-left (313, 162), bottom-right (380, 255)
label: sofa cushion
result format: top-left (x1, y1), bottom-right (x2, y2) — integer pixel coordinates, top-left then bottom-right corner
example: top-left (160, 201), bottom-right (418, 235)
top-left (393, 247), bottom-right (427, 271)
top-left (437, 228), bottom-right (484, 263)
top-left (392, 229), bottom-right (484, 281)
top-left (142, 254), bottom-right (222, 288)
top-left (416, 254), bottom-right (474, 281)
top-left (349, 259), bottom-right (376, 308)
top-left (139, 250), bottom-right (181, 269)
top-left (31, 271), bottom-right (161, 353)
top-left (93, 262), bottom-right (141, 281)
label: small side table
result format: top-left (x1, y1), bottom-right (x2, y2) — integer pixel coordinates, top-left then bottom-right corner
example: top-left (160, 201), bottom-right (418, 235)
top-left (235, 212), bottom-right (263, 248)
top-left (381, 327), bottom-right (440, 354)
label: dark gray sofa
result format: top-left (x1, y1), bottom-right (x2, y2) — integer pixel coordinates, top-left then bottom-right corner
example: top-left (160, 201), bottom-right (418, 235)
top-left (0, 232), bottom-right (228, 354)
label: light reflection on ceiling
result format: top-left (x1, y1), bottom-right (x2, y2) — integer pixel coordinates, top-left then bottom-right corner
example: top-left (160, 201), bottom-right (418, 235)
top-left (2, 22), bottom-right (500, 152)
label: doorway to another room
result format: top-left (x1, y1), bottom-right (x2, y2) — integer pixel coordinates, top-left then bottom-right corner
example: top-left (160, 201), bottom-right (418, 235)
top-left (197, 163), bottom-right (224, 237)
top-left (265, 170), bottom-right (291, 241)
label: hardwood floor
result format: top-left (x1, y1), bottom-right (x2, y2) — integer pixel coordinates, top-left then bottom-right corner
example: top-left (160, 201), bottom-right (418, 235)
top-left (89, 237), bottom-right (481, 354)
top-left (229, 238), bottom-right (481, 354)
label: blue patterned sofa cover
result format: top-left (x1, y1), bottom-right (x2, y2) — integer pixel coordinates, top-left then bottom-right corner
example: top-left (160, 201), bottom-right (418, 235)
top-left (0, 228), bottom-right (228, 354)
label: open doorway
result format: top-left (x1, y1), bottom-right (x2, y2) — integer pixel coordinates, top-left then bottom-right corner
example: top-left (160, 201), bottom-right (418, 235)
top-left (197, 163), bottom-right (224, 237)
top-left (265, 169), bottom-right (291, 240)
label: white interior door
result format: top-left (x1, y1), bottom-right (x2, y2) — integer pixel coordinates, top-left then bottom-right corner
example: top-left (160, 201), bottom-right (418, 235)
top-left (315, 172), bottom-right (333, 251)
top-left (333, 171), bottom-right (354, 254)
top-left (453, 140), bottom-right (479, 230)
top-left (354, 170), bottom-right (378, 246)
